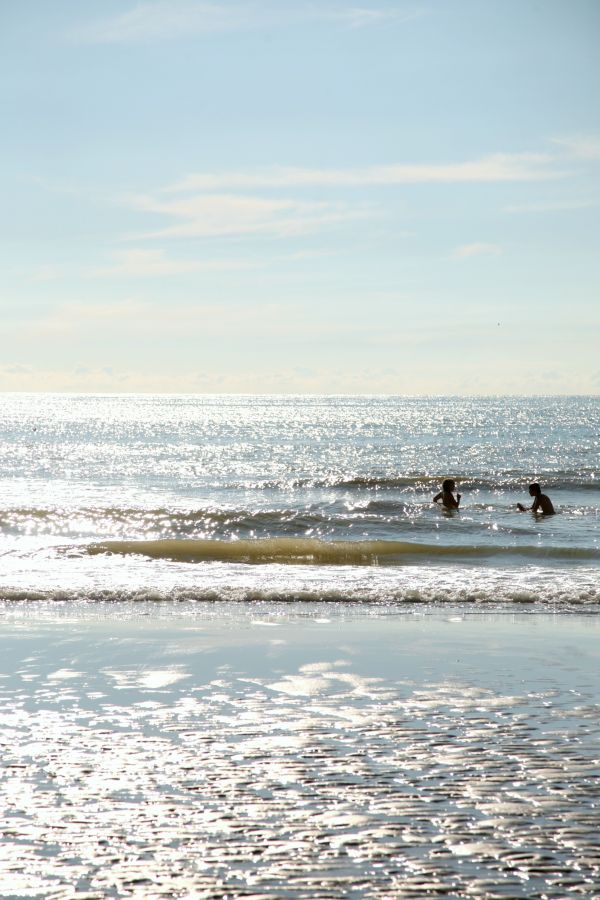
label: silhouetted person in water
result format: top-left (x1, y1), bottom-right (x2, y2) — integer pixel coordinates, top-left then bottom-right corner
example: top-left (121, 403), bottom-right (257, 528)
top-left (433, 478), bottom-right (461, 510)
top-left (517, 483), bottom-right (555, 515)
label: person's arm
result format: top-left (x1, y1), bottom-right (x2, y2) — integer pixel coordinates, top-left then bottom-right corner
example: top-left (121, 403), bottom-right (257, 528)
top-left (455, 492), bottom-right (461, 508)
top-left (531, 497), bottom-right (541, 513)
top-left (433, 492), bottom-right (442, 503)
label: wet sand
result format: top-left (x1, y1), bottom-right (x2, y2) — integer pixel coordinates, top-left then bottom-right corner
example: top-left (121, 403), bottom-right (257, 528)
top-left (1, 602), bottom-right (599, 898)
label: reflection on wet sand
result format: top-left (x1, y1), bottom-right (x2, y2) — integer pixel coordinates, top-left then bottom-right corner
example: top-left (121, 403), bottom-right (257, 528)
top-left (1, 623), bottom-right (600, 899)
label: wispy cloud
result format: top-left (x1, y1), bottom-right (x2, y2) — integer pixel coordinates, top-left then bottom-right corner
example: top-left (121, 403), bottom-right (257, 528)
top-left (118, 149), bottom-right (568, 242)
top-left (17, 298), bottom-right (381, 343)
top-left (166, 153), bottom-right (563, 192)
top-left (505, 198), bottom-right (600, 214)
top-left (34, 249), bottom-right (258, 280)
top-left (126, 192), bottom-right (367, 239)
top-left (70, 1), bottom-right (424, 43)
top-left (328, 6), bottom-right (425, 28)
top-left (71, 1), bottom-right (253, 42)
top-left (552, 134), bottom-right (600, 161)
top-left (452, 242), bottom-right (502, 259)
top-left (18, 298), bottom-right (288, 339)
top-left (89, 248), bottom-right (257, 277)
top-left (35, 247), bottom-right (332, 281)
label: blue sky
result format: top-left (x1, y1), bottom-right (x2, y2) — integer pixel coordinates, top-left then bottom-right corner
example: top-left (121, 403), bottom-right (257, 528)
top-left (1, 0), bottom-right (599, 393)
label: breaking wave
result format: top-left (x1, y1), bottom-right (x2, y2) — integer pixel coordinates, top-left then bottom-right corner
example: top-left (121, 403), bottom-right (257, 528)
top-left (86, 537), bottom-right (600, 565)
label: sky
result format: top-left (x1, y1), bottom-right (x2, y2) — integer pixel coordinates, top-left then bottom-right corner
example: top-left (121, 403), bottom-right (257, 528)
top-left (1, 0), bottom-right (599, 394)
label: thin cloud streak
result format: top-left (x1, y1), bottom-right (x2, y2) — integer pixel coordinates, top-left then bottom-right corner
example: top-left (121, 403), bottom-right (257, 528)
top-left (340, 7), bottom-right (424, 28)
top-left (15, 298), bottom-right (394, 343)
top-left (34, 249), bottom-right (259, 281)
top-left (452, 243), bottom-right (502, 259)
top-left (505, 198), bottom-right (600, 214)
top-left (166, 154), bottom-right (565, 192)
top-left (551, 135), bottom-right (600, 161)
top-left (33, 248), bottom-right (337, 283)
top-left (22, 299), bottom-right (286, 337)
top-left (70, 1), bottom-right (425, 43)
top-left (118, 147), bottom-right (571, 243)
top-left (125, 192), bottom-right (370, 239)
top-left (89, 249), bottom-right (258, 278)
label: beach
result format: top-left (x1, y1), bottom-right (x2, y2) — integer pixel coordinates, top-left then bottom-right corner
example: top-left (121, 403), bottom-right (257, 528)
top-left (1, 601), bottom-right (599, 898)
top-left (1, 394), bottom-right (600, 897)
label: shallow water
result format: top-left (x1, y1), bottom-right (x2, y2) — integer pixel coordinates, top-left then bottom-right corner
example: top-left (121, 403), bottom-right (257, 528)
top-left (1, 603), bottom-right (599, 899)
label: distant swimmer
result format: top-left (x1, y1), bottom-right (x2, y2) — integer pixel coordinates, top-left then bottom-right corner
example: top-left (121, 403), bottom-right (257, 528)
top-left (433, 478), bottom-right (461, 510)
top-left (517, 482), bottom-right (555, 515)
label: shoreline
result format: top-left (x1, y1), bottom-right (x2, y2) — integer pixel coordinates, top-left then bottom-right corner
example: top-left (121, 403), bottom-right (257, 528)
top-left (1, 602), bottom-right (599, 897)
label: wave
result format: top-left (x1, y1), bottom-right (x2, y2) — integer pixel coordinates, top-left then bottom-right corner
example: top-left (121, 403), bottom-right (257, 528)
top-left (308, 475), bottom-right (443, 489)
top-left (0, 502), bottom-right (432, 540)
top-left (0, 505), bottom-right (321, 532)
top-left (2, 581), bottom-right (599, 606)
top-left (314, 476), bottom-right (600, 492)
top-left (86, 537), bottom-right (600, 565)
top-left (3, 494), bottom-right (595, 532)
top-left (177, 473), bottom-right (599, 492)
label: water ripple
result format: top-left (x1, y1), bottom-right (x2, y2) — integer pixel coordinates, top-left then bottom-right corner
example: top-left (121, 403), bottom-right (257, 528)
top-left (1, 657), bottom-right (599, 897)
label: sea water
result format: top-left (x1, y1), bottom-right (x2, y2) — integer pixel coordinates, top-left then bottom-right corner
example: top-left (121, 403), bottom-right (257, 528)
top-left (1, 393), bottom-right (598, 605)
top-left (2, 394), bottom-right (600, 899)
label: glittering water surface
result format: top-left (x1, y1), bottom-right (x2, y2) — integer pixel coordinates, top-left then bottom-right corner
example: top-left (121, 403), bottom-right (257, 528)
top-left (1, 394), bottom-right (599, 603)
top-left (1, 604), bottom-right (599, 899)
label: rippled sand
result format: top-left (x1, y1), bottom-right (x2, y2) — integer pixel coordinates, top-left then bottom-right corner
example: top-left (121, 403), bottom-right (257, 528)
top-left (1, 603), bottom-right (599, 898)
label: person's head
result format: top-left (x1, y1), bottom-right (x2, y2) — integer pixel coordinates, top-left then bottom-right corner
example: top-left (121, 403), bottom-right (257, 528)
top-left (443, 478), bottom-right (456, 492)
top-left (528, 482), bottom-right (541, 497)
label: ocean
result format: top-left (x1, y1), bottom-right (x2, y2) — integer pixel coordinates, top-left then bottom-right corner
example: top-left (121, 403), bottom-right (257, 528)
top-left (1, 393), bottom-right (599, 605)
top-left (1, 394), bottom-right (600, 898)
